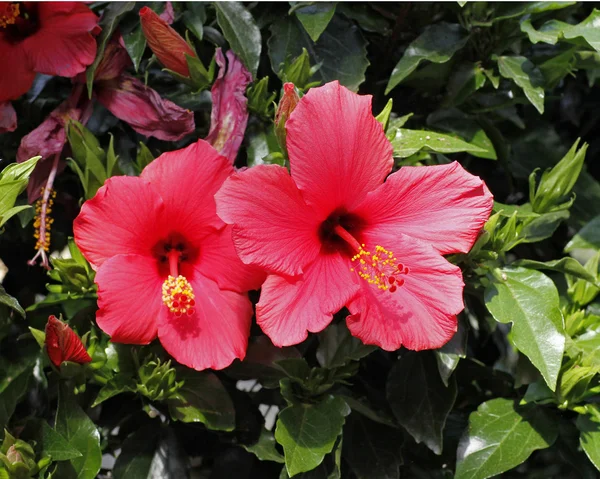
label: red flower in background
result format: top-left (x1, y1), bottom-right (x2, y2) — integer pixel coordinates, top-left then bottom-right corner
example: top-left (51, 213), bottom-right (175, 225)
top-left (74, 140), bottom-right (264, 370)
top-left (0, 2), bottom-right (99, 102)
top-left (206, 48), bottom-right (252, 163)
top-left (45, 315), bottom-right (92, 368)
top-left (216, 81), bottom-right (493, 351)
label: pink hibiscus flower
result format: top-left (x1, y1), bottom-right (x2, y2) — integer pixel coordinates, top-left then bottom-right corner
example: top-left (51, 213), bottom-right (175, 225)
top-left (215, 81), bottom-right (493, 351)
top-left (74, 140), bottom-right (264, 370)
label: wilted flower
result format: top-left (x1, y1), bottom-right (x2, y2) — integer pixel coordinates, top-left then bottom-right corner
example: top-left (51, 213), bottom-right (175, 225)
top-left (0, 2), bottom-right (99, 102)
top-left (205, 48), bottom-right (252, 163)
top-left (139, 6), bottom-right (196, 77)
top-left (0, 101), bottom-right (16, 132)
top-left (45, 315), bottom-right (92, 368)
top-left (73, 140), bottom-right (264, 370)
top-left (274, 82), bottom-right (300, 154)
top-left (216, 81), bottom-right (493, 350)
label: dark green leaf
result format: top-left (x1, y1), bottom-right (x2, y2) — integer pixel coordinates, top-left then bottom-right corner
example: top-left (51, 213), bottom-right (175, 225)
top-left (496, 56), bottom-right (545, 114)
top-left (29, 420), bottom-right (82, 462)
top-left (242, 428), bottom-right (285, 463)
top-left (214, 2), bottom-right (262, 78)
top-left (455, 398), bottom-right (558, 479)
top-left (519, 210), bottom-right (570, 243)
top-left (167, 370), bottom-right (235, 430)
top-left (268, 15), bottom-right (368, 91)
top-left (491, 2), bottom-right (576, 22)
top-left (316, 323), bottom-right (376, 369)
top-left (292, 2), bottom-right (337, 42)
top-left (342, 414), bottom-right (403, 479)
top-left (445, 62), bottom-right (486, 107)
top-left (91, 375), bottom-right (135, 407)
top-left (113, 424), bottom-right (162, 479)
top-left (386, 351), bottom-right (457, 454)
top-left (0, 285), bottom-right (24, 318)
top-left (484, 267), bottom-right (565, 390)
top-left (275, 395), bottom-right (350, 476)
top-left (183, 3), bottom-right (206, 41)
top-left (435, 318), bottom-right (468, 386)
top-left (86, 2), bottom-right (135, 96)
top-left (0, 357), bottom-right (35, 436)
top-left (565, 215), bottom-right (600, 252)
top-left (576, 411), bottom-right (600, 471)
top-left (123, 26), bottom-right (146, 72)
top-left (513, 258), bottom-right (598, 285)
top-left (55, 383), bottom-right (102, 479)
top-left (386, 23), bottom-right (469, 94)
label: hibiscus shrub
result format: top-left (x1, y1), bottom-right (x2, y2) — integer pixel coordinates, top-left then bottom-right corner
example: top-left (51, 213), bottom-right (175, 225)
top-left (2, 2), bottom-right (600, 478)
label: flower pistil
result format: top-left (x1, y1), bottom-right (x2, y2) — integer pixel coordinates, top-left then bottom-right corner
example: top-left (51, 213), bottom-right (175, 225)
top-left (0, 3), bottom-right (19, 29)
top-left (161, 249), bottom-right (195, 316)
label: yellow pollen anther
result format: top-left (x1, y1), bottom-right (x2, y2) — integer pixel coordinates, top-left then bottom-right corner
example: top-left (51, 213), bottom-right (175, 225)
top-left (33, 187), bottom-right (56, 253)
top-left (0, 3), bottom-right (20, 28)
top-left (350, 245), bottom-right (409, 293)
top-left (162, 275), bottom-right (196, 317)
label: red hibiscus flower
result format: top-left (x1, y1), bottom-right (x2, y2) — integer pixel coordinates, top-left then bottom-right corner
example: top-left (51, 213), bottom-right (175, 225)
top-left (45, 315), bottom-right (92, 368)
top-left (73, 140), bottom-right (264, 370)
top-left (215, 81), bottom-right (493, 350)
top-left (0, 2), bottom-right (99, 102)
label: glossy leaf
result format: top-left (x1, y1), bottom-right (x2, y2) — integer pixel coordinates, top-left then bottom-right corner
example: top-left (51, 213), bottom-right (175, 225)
top-left (389, 128), bottom-right (486, 158)
top-left (29, 420), bottom-right (82, 462)
top-left (292, 2), bottom-right (337, 42)
top-left (112, 424), bottom-right (162, 479)
top-left (0, 156), bottom-right (40, 222)
top-left (484, 267), bottom-right (565, 390)
top-left (496, 56), bottom-right (545, 114)
top-left (513, 258), bottom-right (598, 285)
top-left (565, 215), bottom-right (600, 252)
top-left (0, 285), bottom-right (24, 318)
top-left (123, 26), bottom-right (146, 72)
top-left (214, 2), bottom-right (262, 78)
top-left (243, 428), bottom-right (285, 464)
top-left (55, 383), bottom-right (102, 479)
top-left (435, 318), bottom-right (468, 386)
top-left (386, 23), bottom-right (469, 94)
top-left (268, 15), bottom-right (368, 91)
top-left (167, 370), bottom-right (235, 431)
top-left (0, 357), bottom-right (35, 436)
top-left (275, 395), bottom-right (350, 476)
top-left (316, 323), bottom-right (376, 369)
top-left (456, 398), bottom-right (558, 479)
top-left (576, 411), bottom-right (600, 471)
top-left (386, 351), bottom-right (457, 454)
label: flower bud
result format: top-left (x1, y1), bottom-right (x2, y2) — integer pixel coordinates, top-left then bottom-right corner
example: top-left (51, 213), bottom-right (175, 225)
top-left (274, 83), bottom-right (300, 155)
top-left (45, 315), bottom-right (92, 368)
top-left (139, 6), bottom-right (197, 77)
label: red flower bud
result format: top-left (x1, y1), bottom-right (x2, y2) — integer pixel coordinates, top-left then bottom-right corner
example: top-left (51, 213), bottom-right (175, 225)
top-left (275, 83), bottom-right (300, 153)
top-left (45, 315), bottom-right (92, 368)
top-left (139, 6), bottom-right (196, 77)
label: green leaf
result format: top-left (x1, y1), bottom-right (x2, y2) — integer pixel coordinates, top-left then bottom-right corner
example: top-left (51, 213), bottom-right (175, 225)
top-left (385, 23), bottom-right (469, 94)
top-left (0, 285), bottom-right (24, 318)
top-left (389, 128), bottom-right (486, 158)
top-left (375, 99), bottom-right (393, 131)
top-left (123, 26), bottom-right (146, 72)
top-left (30, 421), bottom-right (82, 462)
top-left (0, 156), bottom-right (40, 220)
top-left (386, 351), bottom-right (456, 454)
top-left (275, 396), bottom-right (350, 476)
top-left (0, 357), bottom-right (35, 435)
top-left (167, 370), bottom-right (235, 430)
top-left (242, 428), bottom-right (285, 463)
top-left (512, 258), bottom-right (598, 285)
top-left (520, 19), bottom-right (560, 44)
top-left (445, 62), bottom-right (486, 107)
top-left (183, 3), bottom-right (206, 41)
top-left (85, 2), bottom-right (135, 96)
top-left (484, 267), bottom-right (565, 390)
top-left (268, 15), bottom-right (368, 91)
top-left (136, 142), bottom-right (155, 173)
top-left (91, 375), bottom-right (135, 407)
top-left (576, 411), bottom-right (600, 471)
top-left (566, 215), bottom-right (600, 252)
top-left (435, 318), bottom-right (468, 386)
top-left (342, 414), bottom-right (403, 479)
top-left (54, 383), bottom-right (101, 479)
top-left (519, 209), bottom-right (570, 243)
top-left (496, 56), bottom-right (545, 114)
top-left (316, 323), bottom-right (376, 369)
top-left (491, 2), bottom-right (576, 22)
top-left (214, 2), bottom-right (262, 78)
top-left (0, 204), bottom-right (31, 228)
top-left (292, 2), bottom-right (337, 42)
top-left (112, 424), bottom-right (162, 479)
top-left (455, 398), bottom-right (558, 479)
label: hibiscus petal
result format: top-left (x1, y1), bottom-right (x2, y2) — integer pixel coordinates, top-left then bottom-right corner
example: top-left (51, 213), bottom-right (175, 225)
top-left (346, 234), bottom-right (464, 351)
top-left (140, 139), bottom-right (231, 242)
top-left (0, 101), bottom-right (16, 133)
top-left (96, 75), bottom-right (195, 141)
top-left (354, 162), bottom-right (493, 255)
top-left (0, 39), bottom-right (35, 102)
top-left (196, 226), bottom-right (266, 292)
top-left (24, 2), bottom-right (99, 77)
top-left (158, 272), bottom-right (253, 370)
top-left (257, 252), bottom-right (360, 347)
top-left (286, 81), bottom-right (393, 213)
top-left (95, 254), bottom-right (163, 344)
top-left (74, 176), bottom-right (166, 269)
top-left (215, 164), bottom-right (321, 276)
